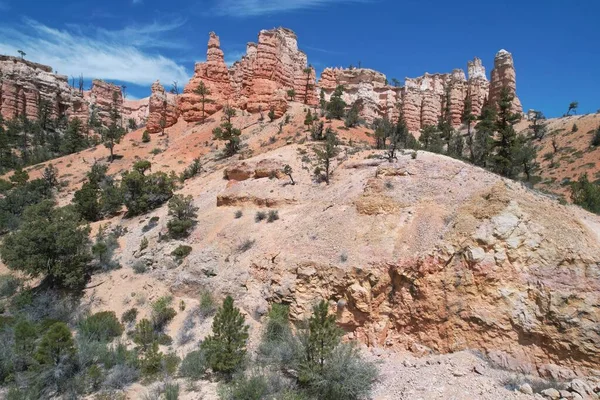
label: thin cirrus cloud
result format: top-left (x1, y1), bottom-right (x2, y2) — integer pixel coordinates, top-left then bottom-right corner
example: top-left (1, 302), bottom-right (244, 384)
top-left (0, 18), bottom-right (190, 87)
top-left (213, 0), bottom-right (370, 17)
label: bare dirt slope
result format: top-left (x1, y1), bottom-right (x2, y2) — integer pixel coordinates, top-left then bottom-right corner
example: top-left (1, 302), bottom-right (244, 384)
top-left (7, 103), bottom-right (600, 399)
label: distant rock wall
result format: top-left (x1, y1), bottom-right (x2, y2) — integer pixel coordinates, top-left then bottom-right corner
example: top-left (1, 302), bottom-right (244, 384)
top-left (0, 56), bottom-right (148, 128)
top-left (317, 52), bottom-right (522, 131)
top-left (147, 81), bottom-right (178, 133)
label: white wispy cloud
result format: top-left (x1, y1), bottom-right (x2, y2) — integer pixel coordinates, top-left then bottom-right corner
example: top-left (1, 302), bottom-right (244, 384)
top-left (0, 19), bottom-right (190, 87)
top-left (213, 0), bottom-right (371, 17)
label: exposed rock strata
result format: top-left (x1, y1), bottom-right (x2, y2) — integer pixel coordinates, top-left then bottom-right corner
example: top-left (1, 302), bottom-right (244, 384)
top-left (317, 52), bottom-right (522, 131)
top-left (180, 28), bottom-right (318, 123)
top-left (0, 56), bottom-right (148, 128)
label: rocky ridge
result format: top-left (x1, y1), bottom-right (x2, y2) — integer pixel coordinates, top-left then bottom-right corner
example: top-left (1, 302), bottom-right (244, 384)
top-left (319, 51), bottom-right (522, 130)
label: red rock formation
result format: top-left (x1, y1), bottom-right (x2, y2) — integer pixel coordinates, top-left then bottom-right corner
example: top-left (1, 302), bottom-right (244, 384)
top-left (180, 28), bottom-right (318, 123)
top-left (179, 32), bottom-right (231, 122)
top-left (147, 81), bottom-right (178, 133)
top-left (318, 50), bottom-right (522, 131)
top-left (489, 49), bottom-right (522, 115)
top-left (0, 55), bottom-right (75, 121)
top-left (88, 80), bottom-right (123, 126)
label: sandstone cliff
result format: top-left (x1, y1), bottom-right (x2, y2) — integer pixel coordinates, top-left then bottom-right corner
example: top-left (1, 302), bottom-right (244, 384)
top-left (0, 56), bottom-right (148, 128)
top-left (318, 52), bottom-right (522, 131)
top-left (180, 28), bottom-right (318, 123)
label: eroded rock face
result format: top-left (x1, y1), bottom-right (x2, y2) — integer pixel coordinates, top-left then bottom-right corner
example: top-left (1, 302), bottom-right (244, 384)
top-left (0, 56), bottom-right (149, 128)
top-left (0, 55), bottom-right (77, 121)
top-left (319, 68), bottom-right (394, 123)
top-left (180, 28), bottom-right (318, 123)
top-left (147, 81), bottom-right (178, 133)
top-left (317, 52), bottom-right (522, 131)
top-left (489, 49), bottom-right (523, 115)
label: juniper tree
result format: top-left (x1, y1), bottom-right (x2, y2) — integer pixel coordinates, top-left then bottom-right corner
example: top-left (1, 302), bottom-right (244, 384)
top-left (373, 117), bottom-right (392, 150)
top-left (344, 101), bottom-right (361, 128)
top-left (102, 91), bottom-right (125, 162)
top-left (319, 90), bottom-right (327, 117)
top-left (268, 106), bottom-right (276, 122)
top-left (287, 89), bottom-right (296, 101)
top-left (0, 200), bottom-right (92, 289)
top-left (314, 128), bottom-right (340, 184)
top-left (529, 110), bottom-right (548, 140)
top-left (327, 85), bottom-right (346, 120)
top-left (567, 101), bottom-right (578, 116)
top-left (514, 136), bottom-right (539, 182)
top-left (201, 296), bottom-right (249, 374)
top-left (212, 106), bottom-right (241, 156)
top-left (283, 164), bottom-right (295, 185)
top-left (194, 81), bottom-right (215, 121)
top-left (419, 125), bottom-right (443, 153)
top-left (167, 194), bottom-right (198, 238)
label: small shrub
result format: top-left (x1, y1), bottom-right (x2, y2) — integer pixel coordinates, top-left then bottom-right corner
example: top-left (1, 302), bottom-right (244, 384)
top-left (162, 352), bottom-right (181, 376)
top-left (171, 245), bottom-right (192, 261)
top-left (122, 308), bottom-right (138, 324)
top-left (140, 236), bottom-right (149, 251)
top-left (142, 131), bottom-right (151, 143)
top-left (79, 311), bottom-right (124, 342)
top-left (572, 123), bottom-right (578, 132)
top-left (226, 374), bottom-right (269, 400)
top-left (133, 261), bottom-right (148, 274)
top-left (267, 210), bottom-right (280, 223)
top-left (411, 151), bottom-right (417, 160)
top-left (340, 252), bottom-right (348, 263)
top-left (150, 148), bottom-right (162, 155)
top-left (255, 211), bottom-right (267, 222)
top-left (237, 239), bottom-right (256, 253)
top-left (151, 296), bottom-right (177, 331)
top-left (179, 350), bottom-right (207, 380)
top-left (234, 210), bottom-right (243, 219)
top-left (384, 181), bottom-right (394, 190)
top-left (592, 127), bottom-right (600, 147)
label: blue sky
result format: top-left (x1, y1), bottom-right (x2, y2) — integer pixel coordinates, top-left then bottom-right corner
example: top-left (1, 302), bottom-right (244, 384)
top-left (0, 0), bottom-right (598, 117)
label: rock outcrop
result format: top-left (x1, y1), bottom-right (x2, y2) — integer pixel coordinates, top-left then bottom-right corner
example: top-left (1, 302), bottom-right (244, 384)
top-left (317, 53), bottom-right (521, 131)
top-left (0, 56), bottom-right (149, 129)
top-left (180, 28), bottom-right (318, 123)
top-left (488, 49), bottom-right (523, 115)
top-left (147, 81), bottom-right (178, 133)
top-left (0, 55), bottom-right (77, 121)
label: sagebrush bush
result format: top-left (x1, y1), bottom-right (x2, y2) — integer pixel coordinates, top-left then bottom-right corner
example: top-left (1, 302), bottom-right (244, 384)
top-left (103, 364), bottom-right (140, 389)
top-left (132, 261), bottom-right (147, 274)
top-left (164, 382), bottom-right (180, 400)
top-left (235, 210), bottom-right (243, 219)
top-left (78, 311), bottom-right (123, 342)
top-left (179, 350), bottom-right (207, 380)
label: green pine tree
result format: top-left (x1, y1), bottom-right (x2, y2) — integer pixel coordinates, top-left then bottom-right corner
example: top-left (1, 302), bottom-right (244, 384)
top-left (193, 81), bottom-right (215, 121)
top-left (326, 86), bottom-right (346, 120)
top-left (102, 91), bottom-right (125, 162)
top-left (201, 296), bottom-right (249, 374)
top-left (34, 322), bottom-right (76, 366)
top-left (492, 88), bottom-right (521, 178)
top-left (314, 128), bottom-right (340, 184)
top-left (302, 300), bottom-right (343, 375)
top-left (212, 106), bottom-right (242, 157)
